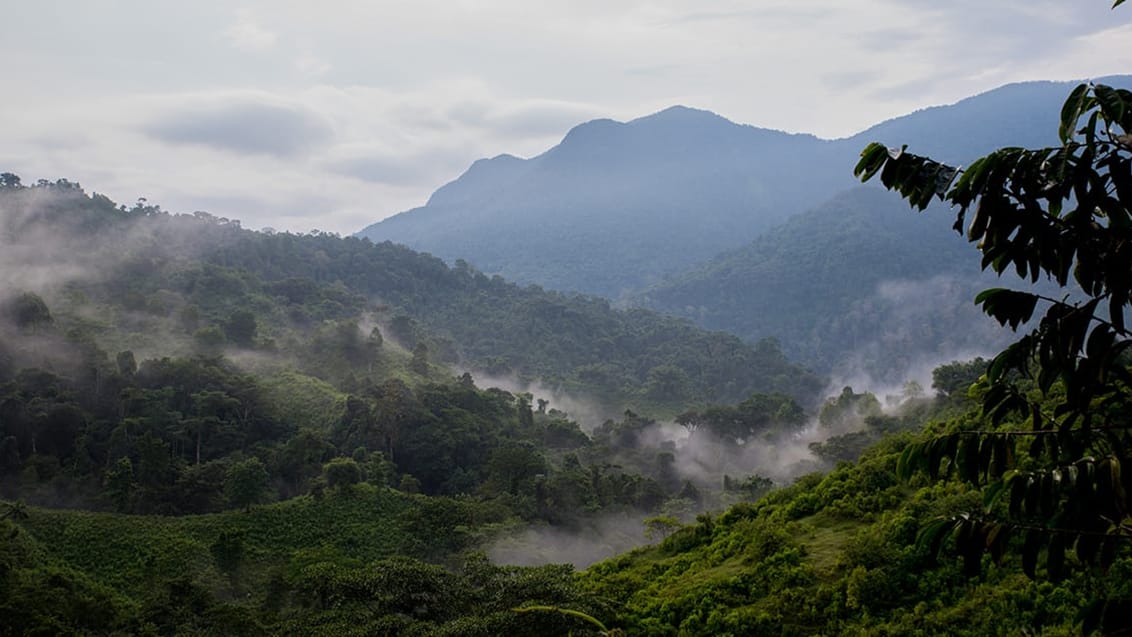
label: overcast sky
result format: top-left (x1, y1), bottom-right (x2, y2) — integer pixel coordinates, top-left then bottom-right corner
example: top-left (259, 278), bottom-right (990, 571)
top-left (1, 1), bottom-right (1129, 234)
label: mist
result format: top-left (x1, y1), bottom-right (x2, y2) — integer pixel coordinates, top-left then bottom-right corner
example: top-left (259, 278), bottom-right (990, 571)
top-left (483, 364), bottom-right (958, 569)
top-left (479, 275), bottom-right (1005, 571)
top-left (455, 369), bottom-right (620, 430)
top-left (488, 513), bottom-right (649, 568)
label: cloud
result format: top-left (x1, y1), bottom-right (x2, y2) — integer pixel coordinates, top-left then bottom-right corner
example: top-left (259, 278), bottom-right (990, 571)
top-left (144, 96), bottom-right (335, 157)
top-left (624, 63), bottom-right (681, 78)
top-left (326, 149), bottom-right (469, 187)
top-left (446, 98), bottom-right (604, 139)
top-left (224, 9), bottom-right (278, 51)
top-left (822, 70), bottom-right (881, 92)
top-left (494, 100), bottom-right (605, 138)
top-left (869, 77), bottom-right (944, 102)
top-left (294, 53), bottom-right (332, 77)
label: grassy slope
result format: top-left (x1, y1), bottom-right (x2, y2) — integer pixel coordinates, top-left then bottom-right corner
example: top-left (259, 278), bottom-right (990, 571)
top-left (17, 484), bottom-right (510, 599)
top-left (580, 434), bottom-right (1121, 636)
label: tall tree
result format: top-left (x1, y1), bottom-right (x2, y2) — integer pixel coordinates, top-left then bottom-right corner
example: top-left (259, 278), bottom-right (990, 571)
top-left (225, 457), bottom-right (269, 512)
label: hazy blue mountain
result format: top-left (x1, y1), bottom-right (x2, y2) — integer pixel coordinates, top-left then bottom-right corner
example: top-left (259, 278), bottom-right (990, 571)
top-left (359, 106), bottom-right (855, 298)
top-left (356, 76), bottom-right (1130, 300)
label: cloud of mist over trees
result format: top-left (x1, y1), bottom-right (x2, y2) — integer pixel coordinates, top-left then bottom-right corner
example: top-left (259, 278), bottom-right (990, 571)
top-left (476, 273), bottom-right (1004, 570)
top-left (487, 378), bottom-right (937, 569)
top-left (488, 513), bottom-right (650, 568)
top-left (0, 179), bottom-right (310, 372)
top-left (0, 182), bottom-right (192, 368)
top-left (3, 177), bottom-right (1002, 575)
top-left (0, 184), bottom-right (118, 296)
top-left (825, 273), bottom-right (1007, 385)
top-left (455, 370), bottom-right (622, 430)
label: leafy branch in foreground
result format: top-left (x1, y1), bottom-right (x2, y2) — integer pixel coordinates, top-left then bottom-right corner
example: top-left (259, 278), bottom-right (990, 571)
top-left (856, 80), bottom-right (1132, 588)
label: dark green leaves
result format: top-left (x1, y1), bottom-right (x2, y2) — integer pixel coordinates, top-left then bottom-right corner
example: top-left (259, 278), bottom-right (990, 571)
top-left (853, 143), bottom-right (958, 210)
top-left (1093, 84), bottom-right (1129, 133)
top-left (1059, 83), bottom-right (1091, 144)
top-left (899, 433), bottom-right (1018, 486)
top-left (974, 289), bottom-right (1039, 331)
top-left (853, 142), bottom-right (890, 183)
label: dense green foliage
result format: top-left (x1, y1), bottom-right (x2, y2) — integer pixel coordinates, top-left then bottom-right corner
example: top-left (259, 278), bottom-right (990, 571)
top-left (0, 175), bottom-right (838, 634)
top-left (582, 429), bottom-right (1132, 635)
top-left (0, 489), bottom-right (606, 635)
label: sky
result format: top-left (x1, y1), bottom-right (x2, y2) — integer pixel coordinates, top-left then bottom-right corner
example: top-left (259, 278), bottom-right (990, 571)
top-left (1, 1), bottom-right (1130, 235)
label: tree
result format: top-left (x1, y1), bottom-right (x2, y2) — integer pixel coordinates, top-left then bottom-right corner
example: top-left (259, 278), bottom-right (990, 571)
top-left (323, 457), bottom-right (362, 490)
top-left (225, 457), bottom-right (269, 512)
top-left (224, 310), bottom-right (258, 347)
top-left (398, 474), bottom-right (421, 494)
top-left (104, 457), bottom-right (135, 513)
top-left (644, 515), bottom-right (682, 542)
top-left (187, 390), bottom-right (240, 465)
top-left (410, 342), bottom-right (430, 376)
top-left (193, 325), bottom-right (226, 352)
top-left (855, 79), bottom-right (1132, 592)
top-left (3, 292), bottom-right (53, 333)
top-left (644, 364), bottom-right (692, 404)
top-left (116, 350), bottom-right (137, 377)
top-left (931, 358), bottom-right (988, 398)
top-left (675, 410), bottom-right (705, 438)
top-left (484, 443), bottom-right (546, 496)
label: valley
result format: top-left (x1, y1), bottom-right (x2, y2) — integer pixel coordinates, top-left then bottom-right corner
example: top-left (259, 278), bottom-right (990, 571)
top-left (3, 73), bottom-right (1132, 636)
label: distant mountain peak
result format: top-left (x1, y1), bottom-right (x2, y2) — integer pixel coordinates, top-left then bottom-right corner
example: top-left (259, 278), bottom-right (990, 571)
top-left (556, 106), bottom-right (734, 146)
top-left (556, 117), bottom-right (624, 144)
top-left (424, 153), bottom-right (529, 207)
top-left (632, 105), bottom-right (730, 124)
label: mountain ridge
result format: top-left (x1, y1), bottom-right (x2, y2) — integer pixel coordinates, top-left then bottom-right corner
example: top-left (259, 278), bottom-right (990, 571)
top-left (356, 76), bottom-right (1132, 300)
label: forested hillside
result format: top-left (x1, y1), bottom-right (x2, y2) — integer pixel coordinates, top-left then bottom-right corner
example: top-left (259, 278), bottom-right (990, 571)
top-left (0, 176), bottom-right (838, 633)
top-left (583, 415), bottom-right (1132, 635)
top-left (0, 176), bottom-right (820, 414)
top-left (636, 186), bottom-right (1012, 378)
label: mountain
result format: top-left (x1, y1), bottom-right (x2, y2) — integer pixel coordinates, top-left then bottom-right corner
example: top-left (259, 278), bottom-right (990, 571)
top-left (635, 76), bottom-right (1132, 377)
top-left (635, 186), bottom-right (1012, 379)
top-left (846, 77), bottom-right (1098, 162)
top-left (355, 76), bottom-right (1132, 300)
top-left (359, 106), bottom-right (855, 299)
